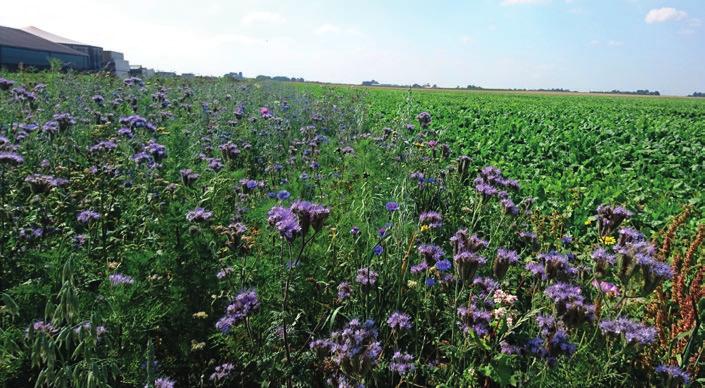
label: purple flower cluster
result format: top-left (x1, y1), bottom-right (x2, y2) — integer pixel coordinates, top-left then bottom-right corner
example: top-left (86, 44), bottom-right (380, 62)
top-left (144, 139), bottom-right (167, 161)
top-left (526, 315), bottom-right (576, 366)
top-left (52, 113), bottom-right (76, 131)
top-left (337, 281), bottom-right (352, 301)
top-left (268, 206), bottom-right (301, 242)
top-left (389, 351), bottom-right (415, 375)
top-left (154, 377), bottom-right (175, 388)
top-left (416, 111), bottom-right (432, 128)
top-left (215, 290), bottom-right (260, 334)
top-left (599, 317), bottom-right (656, 345)
top-left (591, 247), bottom-right (616, 274)
top-left (526, 251), bottom-right (577, 281)
top-left (209, 362), bottom-right (235, 382)
top-left (592, 279), bottom-right (620, 296)
top-left (596, 204), bottom-right (632, 235)
top-left (356, 267), bottom-right (378, 289)
top-left (655, 364), bottom-right (691, 385)
top-left (120, 114), bottom-right (154, 131)
top-left (0, 77), bottom-right (15, 90)
top-left (77, 210), bottom-right (101, 224)
top-left (0, 151), bottom-right (24, 166)
top-left (473, 276), bottom-right (500, 297)
top-left (25, 174), bottom-right (68, 194)
top-left (613, 227), bottom-right (673, 293)
top-left (179, 169), bottom-right (200, 186)
top-left (30, 320), bottom-right (57, 334)
top-left (474, 166), bottom-right (520, 199)
top-left (451, 229), bottom-right (488, 281)
top-left (493, 247), bottom-right (519, 278)
top-left (309, 319), bottom-right (382, 378)
top-left (387, 311), bottom-right (413, 331)
top-left (418, 244), bottom-right (445, 261)
top-left (544, 283), bottom-right (594, 327)
top-left (290, 200), bottom-right (331, 235)
top-left (220, 142), bottom-right (241, 160)
top-left (88, 140), bottom-right (118, 154)
top-left (109, 273), bottom-right (135, 286)
top-left (186, 207), bottom-right (213, 223)
top-left (457, 304), bottom-right (492, 336)
top-left (418, 211), bottom-right (443, 228)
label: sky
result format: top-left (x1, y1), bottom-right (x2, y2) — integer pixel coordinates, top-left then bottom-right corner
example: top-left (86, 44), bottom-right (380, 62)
top-left (1, 0), bottom-right (704, 95)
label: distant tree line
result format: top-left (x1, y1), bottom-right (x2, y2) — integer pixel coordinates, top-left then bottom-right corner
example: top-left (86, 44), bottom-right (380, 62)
top-left (688, 92), bottom-right (705, 98)
top-left (256, 75), bottom-right (305, 82)
top-left (589, 89), bottom-right (660, 96)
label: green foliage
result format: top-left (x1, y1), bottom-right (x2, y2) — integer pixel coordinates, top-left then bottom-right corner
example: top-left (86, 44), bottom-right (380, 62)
top-left (0, 72), bottom-right (702, 386)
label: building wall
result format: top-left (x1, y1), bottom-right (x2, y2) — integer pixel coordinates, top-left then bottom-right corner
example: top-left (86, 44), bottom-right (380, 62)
top-left (64, 44), bottom-right (103, 71)
top-left (0, 45), bottom-right (87, 69)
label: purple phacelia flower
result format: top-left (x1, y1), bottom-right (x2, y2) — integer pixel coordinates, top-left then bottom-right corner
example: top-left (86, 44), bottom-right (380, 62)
top-left (419, 211), bottom-right (443, 229)
top-left (290, 200), bottom-right (331, 235)
top-left (186, 207), bottom-right (213, 222)
top-left (88, 140), bottom-right (117, 154)
top-left (154, 377), bottom-right (175, 388)
top-left (337, 281), bottom-right (352, 301)
top-left (599, 317), bottom-right (656, 345)
top-left (356, 267), bottom-right (378, 288)
top-left (0, 151), bottom-right (24, 166)
top-left (77, 210), bottom-right (101, 224)
top-left (655, 364), bottom-right (691, 385)
top-left (389, 351), bottom-right (416, 375)
top-left (418, 244), bottom-right (444, 261)
top-left (416, 111), bottom-right (432, 128)
top-left (209, 363), bottom-right (235, 382)
top-left (493, 248), bottom-right (519, 278)
top-left (180, 169), bottom-right (200, 186)
top-left (109, 273), bottom-right (135, 286)
top-left (596, 204), bottom-right (632, 236)
top-left (268, 206), bottom-right (301, 242)
top-left (215, 290), bottom-right (260, 334)
top-left (387, 311), bottom-right (413, 331)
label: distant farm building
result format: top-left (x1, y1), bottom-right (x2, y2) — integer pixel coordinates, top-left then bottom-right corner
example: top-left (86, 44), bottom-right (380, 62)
top-left (22, 26), bottom-right (104, 71)
top-left (102, 51), bottom-right (130, 78)
top-left (0, 25), bottom-right (133, 78)
top-left (225, 72), bottom-right (244, 80)
top-left (0, 25), bottom-right (88, 70)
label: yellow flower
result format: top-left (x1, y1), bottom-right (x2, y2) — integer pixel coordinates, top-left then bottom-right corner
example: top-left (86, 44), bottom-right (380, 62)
top-left (420, 224), bottom-right (431, 233)
top-left (192, 311), bottom-right (208, 319)
top-left (584, 218), bottom-right (593, 225)
top-left (601, 236), bottom-right (616, 246)
top-left (407, 280), bottom-right (418, 289)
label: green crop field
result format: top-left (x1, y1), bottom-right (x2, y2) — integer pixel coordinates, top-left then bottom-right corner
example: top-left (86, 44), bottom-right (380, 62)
top-left (1, 71), bottom-right (703, 387)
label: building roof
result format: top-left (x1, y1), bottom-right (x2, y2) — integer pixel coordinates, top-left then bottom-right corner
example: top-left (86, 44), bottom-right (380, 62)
top-left (22, 26), bottom-right (94, 46)
top-left (0, 25), bottom-right (87, 56)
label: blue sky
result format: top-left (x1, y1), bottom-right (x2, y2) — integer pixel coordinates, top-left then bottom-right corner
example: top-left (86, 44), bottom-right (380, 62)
top-left (1, 0), bottom-right (703, 95)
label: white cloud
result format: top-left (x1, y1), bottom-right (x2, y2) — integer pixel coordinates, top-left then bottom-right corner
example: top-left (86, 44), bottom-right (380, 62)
top-left (314, 24), bottom-right (364, 37)
top-left (461, 35), bottom-right (474, 44)
top-left (607, 40), bottom-right (623, 47)
top-left (240, 11), bottom-right (285, 26)
top-left (501, 0), bottom-right (549, 5)
top-left (645, 7), bottom-right (688, 24)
